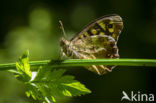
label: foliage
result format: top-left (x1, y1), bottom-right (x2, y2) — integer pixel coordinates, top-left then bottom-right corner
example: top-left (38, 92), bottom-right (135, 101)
top-left (14, 51), bottom-right (91, 103)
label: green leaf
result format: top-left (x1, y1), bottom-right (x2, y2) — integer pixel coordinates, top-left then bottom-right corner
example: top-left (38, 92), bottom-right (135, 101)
top-left (14, 50), bottom-right (32, 82)
top-left (26, 66), bottom-right (91, 102)
top-left (62, 89), bottom-right (72, 96)
top-left (62, 82), bottom-right (91, 96)
top-left (14, 51), bottom-right (91, 103)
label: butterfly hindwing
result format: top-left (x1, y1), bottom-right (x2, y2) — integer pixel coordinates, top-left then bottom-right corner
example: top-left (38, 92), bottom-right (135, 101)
top-left (72, 35), bottom-right (118, 57)
top-left (71, 35), bottom-right (119, 75)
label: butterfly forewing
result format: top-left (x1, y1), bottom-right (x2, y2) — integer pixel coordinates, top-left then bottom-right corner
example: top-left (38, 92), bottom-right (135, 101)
top-left (71, 14), bottom-right (123, 42)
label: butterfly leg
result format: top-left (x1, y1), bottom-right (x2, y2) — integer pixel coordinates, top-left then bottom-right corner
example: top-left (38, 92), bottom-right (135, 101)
top-left (99, 65), bottom-right (112, 72)
top-left (90, 54), bottom-right (112, 72)
top-left (92, 65), bottom-right (101, 75)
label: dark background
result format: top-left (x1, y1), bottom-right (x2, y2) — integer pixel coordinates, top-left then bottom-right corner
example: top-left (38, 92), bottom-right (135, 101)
top-left (0, 0), bottom-right (156, 103)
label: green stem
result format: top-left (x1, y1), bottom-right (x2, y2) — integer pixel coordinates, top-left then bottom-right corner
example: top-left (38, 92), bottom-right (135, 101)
top-left (0, 59), bottom-right (156, 71)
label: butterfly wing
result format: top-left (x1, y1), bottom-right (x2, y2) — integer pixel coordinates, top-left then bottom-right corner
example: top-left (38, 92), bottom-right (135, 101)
top-left (70, 14), bottom-right (123, 75)
top-left (71, 14), bottom-right (123, 42)
top-left (71, 35), bottom-right (118, 75)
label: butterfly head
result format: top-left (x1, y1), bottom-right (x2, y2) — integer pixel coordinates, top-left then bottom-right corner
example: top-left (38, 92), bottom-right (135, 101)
top-left (60, 37), bottom-right (70, 45)
top-left (60, 37), bottom-right (72, 57)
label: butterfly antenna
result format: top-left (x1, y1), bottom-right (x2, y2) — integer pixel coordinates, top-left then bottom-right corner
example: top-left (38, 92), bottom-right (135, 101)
top-left (59, 20), bottom-right (67, 38)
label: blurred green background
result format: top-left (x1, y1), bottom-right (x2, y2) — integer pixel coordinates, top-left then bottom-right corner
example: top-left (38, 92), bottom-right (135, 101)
top-left (0, 0), bottom-right (156, 103)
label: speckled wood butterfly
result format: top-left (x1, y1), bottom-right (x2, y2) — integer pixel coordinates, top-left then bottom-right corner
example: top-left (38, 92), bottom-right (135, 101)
top-left (60, 14), bottom-right (123, 75)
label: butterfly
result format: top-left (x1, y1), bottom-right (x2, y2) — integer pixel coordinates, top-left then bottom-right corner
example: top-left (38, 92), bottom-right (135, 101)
top-left (60, 14), bottom-right (123, 75)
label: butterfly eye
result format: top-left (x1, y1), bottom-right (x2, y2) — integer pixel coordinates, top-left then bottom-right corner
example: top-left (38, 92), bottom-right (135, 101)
top-left (108, 24), bottom-right (113, 28)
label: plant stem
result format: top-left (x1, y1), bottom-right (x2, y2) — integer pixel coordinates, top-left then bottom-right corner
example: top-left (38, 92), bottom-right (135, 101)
top-left (0, 59), bottom-right (156, 71)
